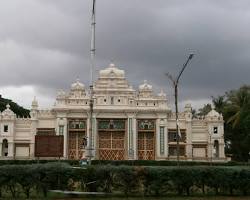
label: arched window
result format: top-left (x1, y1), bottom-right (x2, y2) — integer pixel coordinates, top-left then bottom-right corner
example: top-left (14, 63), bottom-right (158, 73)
top-left (2, 139), bottom-right (8, 157)
top-left (213, 140), bottom-right (219, 158)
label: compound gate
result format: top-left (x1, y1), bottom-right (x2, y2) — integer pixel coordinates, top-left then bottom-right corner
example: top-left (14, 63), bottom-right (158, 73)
top-left (98, 119), bottom-right (126, 160)
top-left (68, 119), bottom-right (86, 160)
top-left (137, 119), bottom-right (155, 160)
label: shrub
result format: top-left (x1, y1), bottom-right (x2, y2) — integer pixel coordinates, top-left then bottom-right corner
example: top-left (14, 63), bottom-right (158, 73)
top-left (115, 166), bottom-right (139, 196)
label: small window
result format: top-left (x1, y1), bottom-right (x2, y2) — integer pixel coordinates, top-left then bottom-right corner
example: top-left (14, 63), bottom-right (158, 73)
top-left (118, 99), bottom-right (121, 102)
top-left (104, 99), bottom-right (107, 102)
top-left (213, 127), bottom-right (218, 134)
top-left (4, 125), bottom-right (8, 133)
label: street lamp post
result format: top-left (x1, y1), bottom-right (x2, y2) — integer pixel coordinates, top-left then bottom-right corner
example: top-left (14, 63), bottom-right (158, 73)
top-left (165, 54), bottom-right (194, 166)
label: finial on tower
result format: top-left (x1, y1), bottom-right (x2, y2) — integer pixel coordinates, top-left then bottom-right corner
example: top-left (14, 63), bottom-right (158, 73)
top-left (32, 96), bottom-right (38, 110)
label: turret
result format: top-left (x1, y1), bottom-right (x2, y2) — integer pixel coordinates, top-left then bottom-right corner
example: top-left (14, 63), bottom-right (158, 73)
top-left (184, 103), bottom-right (192, 121)
top-left (30, 97), bottom-right (38, 119)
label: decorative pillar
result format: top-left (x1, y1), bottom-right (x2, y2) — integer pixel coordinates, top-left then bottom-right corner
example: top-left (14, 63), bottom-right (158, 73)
top-left (159, 126), bottom-right (165, 156)
top-left (185, 122), bottom-right (193, 160)
top-left (29, 143), bottom-right (34, 158)
top-left (63, 122), bottom-right (67, 158)
top-left (208, 137), bottom-right (213, 161)
top-left (155, 119), bottom-right (160, 159)
top-left (0, 142), bottom-right (2, 157)
top-left (159, 118), bottom-right (168, 159)
top-left (127, 117), bottom-right (134, 160)
top-left (132, 118), bottom-right (137, 160)
top-left (8, 142), bottom-right (14, 158)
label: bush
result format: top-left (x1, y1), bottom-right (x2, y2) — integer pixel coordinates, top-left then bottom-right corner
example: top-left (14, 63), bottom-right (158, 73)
top-left (115, 166), bottom-right (140, 196)
top-left (0, 163), bottom-right (249, 197)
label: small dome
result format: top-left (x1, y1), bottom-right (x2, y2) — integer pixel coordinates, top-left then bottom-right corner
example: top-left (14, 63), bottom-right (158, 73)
top-left (206, 109), bottom-right (220, 117)
top-left (139, 80), bottom-right (153, 90)
top-left (158, 89), bottom-right (166, 97)
top-left (32, 96), bottom-right (38, 108)
top-left (57, 90), bottom-right (66, 97)
top-left (71, 79), bottom-right (85, 90)
top-left (99, 63), bottom-right (125, 78)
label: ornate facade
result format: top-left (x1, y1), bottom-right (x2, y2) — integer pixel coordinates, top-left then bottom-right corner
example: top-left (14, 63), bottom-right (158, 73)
top-left (0, 63), bottom-right (226, 161)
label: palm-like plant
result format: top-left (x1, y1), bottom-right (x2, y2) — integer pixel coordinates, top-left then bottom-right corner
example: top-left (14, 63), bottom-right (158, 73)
top-left (212, 95), bottom-right (226, 114)
top-left (225, 86), bottom-right (250, 128)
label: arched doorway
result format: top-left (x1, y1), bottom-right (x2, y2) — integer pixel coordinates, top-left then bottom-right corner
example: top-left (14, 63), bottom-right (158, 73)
top-left (137, 119), bottom-right (155, 160)
top-left (98, 119), bottom-right (126, 160)
top-left (213, 140), bottom-right (219, 158)
top-left (2, 139), bottom-right (8, 157)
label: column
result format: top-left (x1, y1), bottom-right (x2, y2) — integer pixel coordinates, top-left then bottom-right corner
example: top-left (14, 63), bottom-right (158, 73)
top-left (0, 142), bottom-right (2, 157)
top-left (159, 118), bottom-right (168, 159)
top-left (132, 118), bottom-right (137, 160)
top-left (159, 126), bottom-right (165, 157)
top-left (8, 142), bottom-right (14, 158)
top-left (127, 117), bottom-right (134, 160)
top-left (30, 118), bottom-right (38, 158)
top-left (208, 138), bottom-right (213, 161)
top-left (186, 122), bottom-right (193, 160)
top-left (30, 143), bottom-right (35, 158)
top-left (63, 122), bottom-right (67, 158)
top-left (156, 119), bottom-right (160, 159)
top-left (219, 138), bottom-right (225, 159)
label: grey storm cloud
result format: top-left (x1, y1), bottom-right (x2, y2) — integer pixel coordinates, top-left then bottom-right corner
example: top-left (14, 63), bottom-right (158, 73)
top-left (0, 0), bottom-right (250, 108)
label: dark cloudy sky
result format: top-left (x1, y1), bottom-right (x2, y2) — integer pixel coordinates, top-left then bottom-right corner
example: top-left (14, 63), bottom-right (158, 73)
top-left (0, 0), bottom-right (249, 110)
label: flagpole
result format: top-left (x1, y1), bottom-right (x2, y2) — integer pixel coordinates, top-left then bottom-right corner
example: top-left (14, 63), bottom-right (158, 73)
top-left (87, 0), bottom-right (96, 165)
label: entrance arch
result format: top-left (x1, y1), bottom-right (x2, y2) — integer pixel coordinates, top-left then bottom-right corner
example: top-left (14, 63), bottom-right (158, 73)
top-left (137, 119), bottom-right (155, 160)
top-left (2, 139), bottom-right (8, 157)
top-left (98, 119), bottom-right (126, 160)
top-left (213, 140), bottom-right (219, 158)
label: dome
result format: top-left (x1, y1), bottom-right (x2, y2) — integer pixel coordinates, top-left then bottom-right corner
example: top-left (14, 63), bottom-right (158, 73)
top-left (158, 89), bottom-right (166, 97)
top-left (139, 80), bottom-right (153, 90)
top-left (99, 63), bottom-right (125, 78)
top-left (206, 109), bottom-right (220, 118)
top-left (1, 104), bottom-right (15, 117)
top-left (71, 79), bottom-right (85, 90)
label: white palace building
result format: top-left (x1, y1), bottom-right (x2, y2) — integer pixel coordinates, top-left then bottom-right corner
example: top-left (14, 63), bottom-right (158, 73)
top-left (0, 63), bottom-right (226, 161)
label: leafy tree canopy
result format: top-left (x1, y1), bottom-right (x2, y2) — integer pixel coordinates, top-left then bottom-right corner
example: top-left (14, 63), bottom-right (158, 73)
top-left (0, 95), bottom-right (30, 117)
top-left (212, 85), bottom-right (250, 161)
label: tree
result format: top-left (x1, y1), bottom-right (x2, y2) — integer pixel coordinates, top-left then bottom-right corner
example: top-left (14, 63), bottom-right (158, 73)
top-left (212, 95), bottom-right (226, 114)
top-left (197, 104), bottom-right (212, 116)
top-left (0, 95), bottom-right (30, 117)
top-left (219, 85), bottom-right (250, 161)
top-left (224, 86), bottom-right (250, 128)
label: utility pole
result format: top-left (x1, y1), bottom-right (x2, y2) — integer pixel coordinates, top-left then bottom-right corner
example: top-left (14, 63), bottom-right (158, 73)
top-left (165, 54), bottom-right (194, 166)
top-left (86, 0), bottom-right (96, 165)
